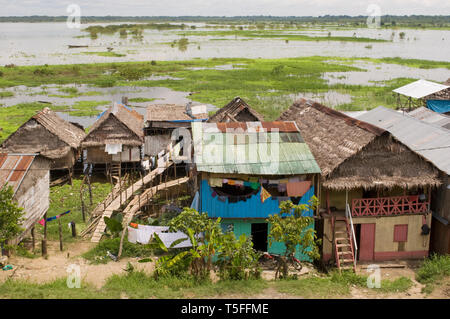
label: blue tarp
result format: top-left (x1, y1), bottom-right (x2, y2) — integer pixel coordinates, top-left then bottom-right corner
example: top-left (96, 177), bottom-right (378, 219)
top-left (427, 100), bottom-right (450, 113)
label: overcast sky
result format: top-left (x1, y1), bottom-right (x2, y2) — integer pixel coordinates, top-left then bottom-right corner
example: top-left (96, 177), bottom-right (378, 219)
top-left (1, 0), bottom-right (450, 16)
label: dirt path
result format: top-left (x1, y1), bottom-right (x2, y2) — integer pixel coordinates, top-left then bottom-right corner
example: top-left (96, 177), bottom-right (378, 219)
top-left (1, 241), bottom-right (449, 298)
top-left (0, 240), bottom-right (155, 289)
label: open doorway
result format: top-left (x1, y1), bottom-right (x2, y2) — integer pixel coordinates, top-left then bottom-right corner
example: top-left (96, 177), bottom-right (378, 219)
top-left (354, 224), bottom-right (361, 261)
top-left (251, 223), bottom-right (268, 252)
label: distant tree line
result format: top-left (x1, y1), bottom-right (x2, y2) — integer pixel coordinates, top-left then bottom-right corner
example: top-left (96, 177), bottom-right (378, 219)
top-left (0, 15), bottom-right (449, 27)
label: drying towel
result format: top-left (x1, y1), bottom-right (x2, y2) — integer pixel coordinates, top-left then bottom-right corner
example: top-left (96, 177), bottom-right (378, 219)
top-left (209, 177), bottom-right (222, 187)
top-left (127, 226), bottom-right (138, 244)
top-left (158, 232), bottom-right (192, 249)
top-left (105, 144), bottom-right (122, 155)
top-left (235, 180), bottom-right (244, 186)
top-left (260, 186), bottom-right (272, 203)
top-left (286, 181), bottom-right (311, 197)
top-left (135, 225), bottom-right (169, 244)
top-left (278, 183), bottom-right (287, 192)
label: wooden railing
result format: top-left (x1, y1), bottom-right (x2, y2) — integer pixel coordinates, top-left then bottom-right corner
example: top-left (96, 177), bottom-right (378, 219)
top-left (351, 195), bottom-right (429, 217)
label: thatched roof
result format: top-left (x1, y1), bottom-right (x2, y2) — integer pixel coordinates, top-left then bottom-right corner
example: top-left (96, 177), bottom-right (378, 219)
top-left (208, 97), bottom-right (264, 123)
top-left (0, 107), bottom-right (86, 159)
top-left (82, 103), bottom-right (144, 147)
top-left (278, 99), bottom-right (384, 177)
top-left (278, 99), bottom-right (441, 190)
top-left (146, 104), bottom-right (208, 122)
top-left (322, 134), bottom-right (441, 190)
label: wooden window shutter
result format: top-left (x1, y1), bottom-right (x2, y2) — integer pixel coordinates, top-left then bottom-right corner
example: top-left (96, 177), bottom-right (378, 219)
top-left (393, 224), bottom-right (408, 242)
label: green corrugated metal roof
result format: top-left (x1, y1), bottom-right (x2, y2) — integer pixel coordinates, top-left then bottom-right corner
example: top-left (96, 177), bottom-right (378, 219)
top-left (192, 122), bottom-right (321, 175)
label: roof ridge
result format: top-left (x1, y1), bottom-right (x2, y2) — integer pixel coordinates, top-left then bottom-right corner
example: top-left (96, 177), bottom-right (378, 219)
top-left (298, 99), bottom-right (386, 136)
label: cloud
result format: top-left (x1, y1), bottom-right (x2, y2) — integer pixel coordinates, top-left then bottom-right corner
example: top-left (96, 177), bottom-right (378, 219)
top-left (1, 0), bottom-right (449, 16)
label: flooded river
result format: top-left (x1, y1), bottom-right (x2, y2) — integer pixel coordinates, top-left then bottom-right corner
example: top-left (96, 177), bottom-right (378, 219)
top-left (1, 23), bottom-right (449, 66)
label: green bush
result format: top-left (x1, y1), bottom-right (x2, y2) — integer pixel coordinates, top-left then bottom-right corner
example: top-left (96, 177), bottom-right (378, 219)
top-left (417, 254), bottom-right (450, 284)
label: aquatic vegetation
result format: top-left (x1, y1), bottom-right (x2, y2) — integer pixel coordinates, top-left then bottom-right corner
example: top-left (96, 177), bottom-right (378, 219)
top-left (177, 30), bottom-right (390, 43)
top-left (80, 52), bottom-right (126, 58)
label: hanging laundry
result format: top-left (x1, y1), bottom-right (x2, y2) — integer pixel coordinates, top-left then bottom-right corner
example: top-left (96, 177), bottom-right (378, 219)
top-left (235, 180), bottom-right (244, 186)
top-left (249, 182), bottom-right (260, 190)
top-left (249, 177), bottom-right (259, 183)
top-left (105, 144), bottom-right (122, 155)
top-left (288, 177), bottom-right (300, 183)
top-left (228, 179), bottom-right (236, 186)
top-left (260, 186), bottom-right (272, 203)
top-left (211, 191), bottom-right (218, 198)
top-left (209, 177), bottom-right (223, 187)
top-left (38, 211), bottom-right (71, 226)
top-left (286, 181), bottom-right (311, 197)
top-left (277, 183), bottom-right (287, 192)
top-left (127, 226), bottom-right (138, 244)
top-left (158, 232), bottom-right (192, 249)
top-left (222, 178), bottom-right (229, 184)
top-left (218, 196), bottom-right (227, 203)
top-left (134, 225), bottom-right (170, 244)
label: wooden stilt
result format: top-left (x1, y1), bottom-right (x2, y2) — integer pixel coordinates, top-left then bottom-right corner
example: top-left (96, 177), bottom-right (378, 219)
top-left (42, 212), bottom-right (48, 257)
top-left (71, 221), bottom-right (77, 237)
top-left (31, 226), bottom-right (35, 252)
top-left (58, 218), bottom-right (63, 251)
top-left (87, 175), bottom-right (93, 206)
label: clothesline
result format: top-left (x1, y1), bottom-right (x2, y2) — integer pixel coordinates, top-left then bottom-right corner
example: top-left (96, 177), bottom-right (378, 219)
top-left (128, 223), bottom-right (199, 248)
top-left (38, 211), bottom-right (71, 226)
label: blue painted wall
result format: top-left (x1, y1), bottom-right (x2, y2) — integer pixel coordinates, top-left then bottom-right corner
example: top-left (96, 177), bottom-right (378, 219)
top-left (221, 218), bottom-right (314, 261)
top-left (200, 179), bottom-right (315, 219)
top-left (200, 179), bottom-right (316, 261)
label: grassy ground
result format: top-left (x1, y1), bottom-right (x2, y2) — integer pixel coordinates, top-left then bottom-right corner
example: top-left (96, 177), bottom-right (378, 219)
top-left (37, 178), bottom-right (112, 244)
top-left (0, 56), bottom-right (447, 142)
top-left (0, 268), bottom-right (417, 299)
top-left (416, 254), bottom-right (450, 294)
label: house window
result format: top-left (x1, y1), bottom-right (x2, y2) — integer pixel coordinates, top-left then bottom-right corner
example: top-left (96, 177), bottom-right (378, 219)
top-left (393, 224), bottom-right (408, 242)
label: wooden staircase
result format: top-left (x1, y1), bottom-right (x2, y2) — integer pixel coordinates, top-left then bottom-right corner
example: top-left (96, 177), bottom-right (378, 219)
top-left (110, 162), bottom-right (121, 178)
top-left (332, 215), bottom-right (356, 272)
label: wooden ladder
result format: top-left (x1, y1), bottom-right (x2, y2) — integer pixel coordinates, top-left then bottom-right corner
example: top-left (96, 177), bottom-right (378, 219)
top-left (332, 216), bottom-right (356, 272)
top-left (110, 162), bottom-right (121, 178)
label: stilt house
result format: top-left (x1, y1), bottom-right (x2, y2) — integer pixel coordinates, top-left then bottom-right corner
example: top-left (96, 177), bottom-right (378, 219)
top-left (278, 100), bottom-right (441, 267)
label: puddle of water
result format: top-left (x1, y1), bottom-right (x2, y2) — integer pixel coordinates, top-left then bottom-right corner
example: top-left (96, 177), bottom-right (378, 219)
top-left (323, 60), bottom-right (450, 86)
top-left (0, 83), bottom-right (218, 128)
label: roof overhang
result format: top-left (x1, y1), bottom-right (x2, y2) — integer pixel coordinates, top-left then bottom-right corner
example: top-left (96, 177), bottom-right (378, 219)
top-left (393, 79), bottom-right (449, 99)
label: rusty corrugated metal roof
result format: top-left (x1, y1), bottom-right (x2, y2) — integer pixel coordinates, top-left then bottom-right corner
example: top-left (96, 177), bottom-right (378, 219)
top-left (0, 153), bottom-right (36, 195)
top-left (192, 121), bottom-right (321, 175)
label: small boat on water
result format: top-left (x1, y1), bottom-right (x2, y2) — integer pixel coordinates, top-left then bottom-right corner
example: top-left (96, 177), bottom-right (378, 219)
top-left (68, 45), bottom-right (89, 49)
